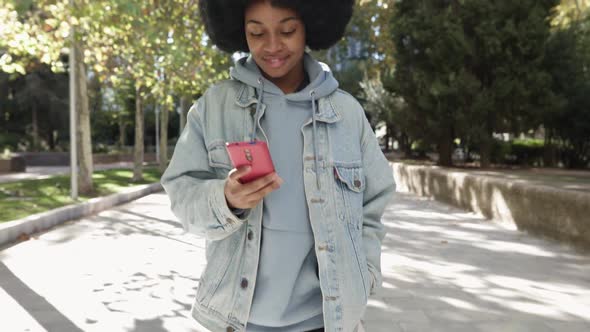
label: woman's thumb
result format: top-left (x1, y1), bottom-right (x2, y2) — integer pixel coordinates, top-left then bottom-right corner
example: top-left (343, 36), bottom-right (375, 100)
top-left (232, 165), bottom-right (252, 179)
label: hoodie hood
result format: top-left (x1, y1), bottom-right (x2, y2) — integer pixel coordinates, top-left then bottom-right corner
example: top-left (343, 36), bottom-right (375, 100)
top-left (229, 52), bottom-right (339, 190)
top-left (230, 52), bottom-right (339, 101)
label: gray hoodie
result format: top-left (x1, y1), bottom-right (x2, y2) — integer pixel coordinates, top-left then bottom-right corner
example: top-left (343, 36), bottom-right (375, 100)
top-left (230, 52), bottom-right (339, 190)
top-left (229, 53), bottom-right (339, 331)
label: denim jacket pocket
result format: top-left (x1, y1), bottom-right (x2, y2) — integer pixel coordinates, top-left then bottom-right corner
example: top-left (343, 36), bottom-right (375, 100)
top-left (333, 163), bottom-right (365, 228)
top-left (207, 140), bottom-right (233, 178)
top-left (333, 163), bottom-right (370, 301)
top-left (196, 238), bottom-right (236, 306)
top-left (349, 223), bottom-right (371, 302)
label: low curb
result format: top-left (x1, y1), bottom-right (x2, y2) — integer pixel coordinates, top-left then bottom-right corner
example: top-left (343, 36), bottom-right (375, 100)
top-left (392, 162), bottom-right (590, 251)
top-left (0, 182), bottom-right (163, 249)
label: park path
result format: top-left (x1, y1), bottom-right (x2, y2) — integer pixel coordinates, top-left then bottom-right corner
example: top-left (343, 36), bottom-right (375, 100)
top-left (1, 191), bottom-right (589, 331)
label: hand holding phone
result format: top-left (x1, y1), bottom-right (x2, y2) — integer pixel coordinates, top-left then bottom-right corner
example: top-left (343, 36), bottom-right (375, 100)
top-left (224, 166), bottom-right (283, 210)
top-left (224, 140), bottom-right (282, 210)
top-left (225, 141), bottom-right (275, 184)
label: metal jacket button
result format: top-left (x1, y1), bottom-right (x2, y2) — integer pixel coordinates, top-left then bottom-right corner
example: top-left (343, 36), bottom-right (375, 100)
top-left (247, 230), bottom-right (253, 241)
top-left (241, 278), bottom-right (248, 289)
top-left (354, 180), bottom-right (361, 188)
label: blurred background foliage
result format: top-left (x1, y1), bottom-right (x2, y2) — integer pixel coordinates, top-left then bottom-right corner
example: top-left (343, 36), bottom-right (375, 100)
top-left (0, 0), bottom-right (589, 170)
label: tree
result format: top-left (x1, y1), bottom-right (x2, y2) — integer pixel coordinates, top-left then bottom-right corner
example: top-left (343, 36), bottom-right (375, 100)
top-left (79, 0), bottom-right (229, 179)
top-left (391, 0), bottom-right (559, 167)
top-left (391, 1), bottom-right (469, 166)
top-left (543, 2), bottom-right (590, 168)
top-left (360, 72), bottom-right (411, 153)
top-left (1, 0), bottom-right (94, 191)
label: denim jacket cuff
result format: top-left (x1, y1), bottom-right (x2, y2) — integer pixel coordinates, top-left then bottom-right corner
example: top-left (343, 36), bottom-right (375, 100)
top-left (230, 206), bottom-right (252, 219)
top-left (210, 180), bottom-right (249, 229)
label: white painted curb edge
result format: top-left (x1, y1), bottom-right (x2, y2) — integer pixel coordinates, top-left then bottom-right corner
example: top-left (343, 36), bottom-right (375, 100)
top-left (0, 182), bottom-right (163, 249)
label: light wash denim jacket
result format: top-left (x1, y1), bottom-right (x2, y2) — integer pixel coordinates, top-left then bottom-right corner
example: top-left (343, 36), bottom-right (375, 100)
top-left (161, 77), bottom-right (395, 332)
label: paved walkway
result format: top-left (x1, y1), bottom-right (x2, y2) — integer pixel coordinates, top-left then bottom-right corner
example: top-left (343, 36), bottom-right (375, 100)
top-left (0, 162), bottom-right (138, 184)
top-left (1, 192), bottom-right (589, 331)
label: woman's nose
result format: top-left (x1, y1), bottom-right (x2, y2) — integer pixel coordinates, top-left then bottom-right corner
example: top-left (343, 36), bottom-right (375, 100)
top-left (264, 34), bottom-right (284, 53)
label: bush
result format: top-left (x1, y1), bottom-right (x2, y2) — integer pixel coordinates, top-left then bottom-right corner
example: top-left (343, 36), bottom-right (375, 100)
top-left (0, 133), bottom-right (21, 152)
top-left (511, 139), bottom-right (544, 166)
top-left (410, 139), bottom-right (431, 159)
top-left (490, 140), bottom-right (513, 164)
top-left (485, 138), bottom-right (545, 166)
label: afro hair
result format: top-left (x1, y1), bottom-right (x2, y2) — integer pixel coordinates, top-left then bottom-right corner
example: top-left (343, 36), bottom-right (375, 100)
top-left (199, 0), bottom-right (355, 53)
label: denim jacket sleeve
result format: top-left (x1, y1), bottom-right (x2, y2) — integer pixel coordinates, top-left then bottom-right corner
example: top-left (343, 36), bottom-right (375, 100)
top-left (360, 113), bottom-right (396, 296)
top-left (161, 99), bottom-right (250, 241)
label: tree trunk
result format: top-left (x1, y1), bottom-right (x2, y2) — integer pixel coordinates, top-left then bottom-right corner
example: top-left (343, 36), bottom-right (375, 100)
top-left (159, 105), bottom-right (169, 173)
top-left (480, 137), bottom-right (491, 168)
top-left (384, 124), bottom-right (391, 152)
top-left (48, 130), bottom-right (56, 150)
top-left (31, 103), bottom-right (39, 151)
top-left (437, 128), bottom-right (453, 167)
top-left (543, 129), bottom-right (556, 167)
top-left (132, 85), bottom-right (144, 182)
top-left (401, 132), bottom-right (412, 158)
top-left (480, 109), bottom-right (494, 169)
top-left (179, 96), bottom-right (188, 133)
top-left (74, 41), bottom-right (94, 194)
top-left (118, 114), bottom-right (126, 147)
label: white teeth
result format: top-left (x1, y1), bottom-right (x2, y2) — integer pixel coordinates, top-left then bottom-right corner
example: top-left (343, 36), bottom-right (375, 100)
top-left (265, 56), bottom-right (287, 67)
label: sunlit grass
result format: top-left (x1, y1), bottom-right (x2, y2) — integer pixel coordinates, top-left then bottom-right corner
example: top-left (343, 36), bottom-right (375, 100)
top-left (0, 168), bottom-right (161, 222)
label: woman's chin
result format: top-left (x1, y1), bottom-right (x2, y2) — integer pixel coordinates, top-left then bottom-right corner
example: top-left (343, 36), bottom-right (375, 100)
top-left (261, 66), bottom-right (291, 80)
top-left (264, 69), bottom-right (287, 78)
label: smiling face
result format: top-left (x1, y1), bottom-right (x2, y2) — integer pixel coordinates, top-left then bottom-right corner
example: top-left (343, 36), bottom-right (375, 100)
top-left (244, 0), bottom-right (306, 92)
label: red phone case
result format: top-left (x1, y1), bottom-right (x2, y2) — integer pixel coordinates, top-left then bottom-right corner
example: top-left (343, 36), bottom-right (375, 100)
top-left (225, 141), bottom-right (275, 183)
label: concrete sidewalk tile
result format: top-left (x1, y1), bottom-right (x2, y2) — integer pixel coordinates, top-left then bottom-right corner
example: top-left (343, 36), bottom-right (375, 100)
top-left (543, 320), bottom-right (590, 332)
top-left (401, 321), bottom-right (484, 332)
top-left (399, 321), bottom-right (478, 332)
top-left (363, 320), bottom-right (404, 332)
top-left (474, 320), bottom-right (556, 332)
top-left (383, 297), bottom-right (452, 310)
top-left (424, 307), bottom-right (504, 323)
top-left (363, 307), bottom-right (430, 324)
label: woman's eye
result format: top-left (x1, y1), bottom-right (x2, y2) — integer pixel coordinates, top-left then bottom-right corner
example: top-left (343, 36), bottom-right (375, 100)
top-left (248, 30), bottom-right (295, 38)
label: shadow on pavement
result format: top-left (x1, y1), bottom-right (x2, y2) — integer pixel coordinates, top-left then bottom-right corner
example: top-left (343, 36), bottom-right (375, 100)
top-left (366, 192), bottom-right (590, 331)
top-left (0, 261), bottom-right (84, 332)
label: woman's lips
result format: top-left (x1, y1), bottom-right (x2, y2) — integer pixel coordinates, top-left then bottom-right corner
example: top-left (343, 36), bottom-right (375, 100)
top-left (264, 55), bottom-right (289, 68)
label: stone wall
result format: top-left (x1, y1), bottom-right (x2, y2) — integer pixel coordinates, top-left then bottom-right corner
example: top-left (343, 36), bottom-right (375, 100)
top-left (0, 156), bottom-right (26, 173)
top-left (392, 162), bottom-right (590, 251)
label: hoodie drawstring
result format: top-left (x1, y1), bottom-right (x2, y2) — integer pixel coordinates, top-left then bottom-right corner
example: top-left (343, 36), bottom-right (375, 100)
top-left (252, 77), bottom-right (320, 191)
top-left (251, 77), bottom-right (265, 142)
top-left (310, 90), bottom-right (320, 190)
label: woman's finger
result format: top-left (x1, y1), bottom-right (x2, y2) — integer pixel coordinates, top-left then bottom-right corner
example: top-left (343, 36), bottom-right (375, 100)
top-left (229, 165), bottom-right (251, 182)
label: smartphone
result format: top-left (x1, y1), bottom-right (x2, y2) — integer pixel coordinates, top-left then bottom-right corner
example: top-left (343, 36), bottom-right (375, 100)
top-left (225, 141), bottom-right (275, 184)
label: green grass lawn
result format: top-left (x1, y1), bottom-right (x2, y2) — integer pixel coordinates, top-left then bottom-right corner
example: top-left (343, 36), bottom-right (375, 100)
top-left (0, 168), bottom-right (161, 223)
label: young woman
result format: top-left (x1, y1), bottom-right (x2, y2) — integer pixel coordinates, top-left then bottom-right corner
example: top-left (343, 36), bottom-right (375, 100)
top-left (161, 0), bottom-right (395, 331)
